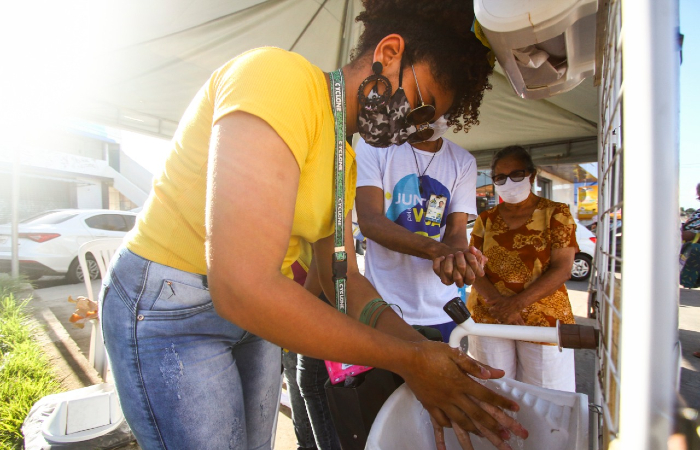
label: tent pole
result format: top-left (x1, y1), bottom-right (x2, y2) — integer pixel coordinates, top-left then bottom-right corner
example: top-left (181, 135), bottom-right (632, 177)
top-left (336, 0), bottom-right (351, 68)
top-left (618, 0), bottom-right (680, 448)
top-left (10, 151), bottom-right (20, 278)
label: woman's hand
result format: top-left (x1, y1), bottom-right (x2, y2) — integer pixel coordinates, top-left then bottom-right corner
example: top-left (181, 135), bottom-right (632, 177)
top-left (432, 415), bottom-right (475, 450)
top-left (483, 295), bottom-right (526, 325)
top-left (400, 340), bottom-right (528, 449)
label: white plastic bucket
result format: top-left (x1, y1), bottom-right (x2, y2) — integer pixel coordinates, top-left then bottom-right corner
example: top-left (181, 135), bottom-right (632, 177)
top-left (366, 377), bottom-right (588, 450)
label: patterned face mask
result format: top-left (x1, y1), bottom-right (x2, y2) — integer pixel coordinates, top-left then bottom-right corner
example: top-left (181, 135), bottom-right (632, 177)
top-left (357, 65), bottom-right (411, 148)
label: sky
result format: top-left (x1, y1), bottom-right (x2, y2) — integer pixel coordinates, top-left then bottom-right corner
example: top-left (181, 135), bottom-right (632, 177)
top-left (117, 1), bottom-right (700, 209)
top-left (679, 0), bottom-right (700, 209)
top-left (118, 131), bottom-right (171, 175)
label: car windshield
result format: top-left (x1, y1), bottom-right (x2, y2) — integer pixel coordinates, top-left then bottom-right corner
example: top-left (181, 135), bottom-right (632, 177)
top-left (20, 211), bottom-right (78, 225)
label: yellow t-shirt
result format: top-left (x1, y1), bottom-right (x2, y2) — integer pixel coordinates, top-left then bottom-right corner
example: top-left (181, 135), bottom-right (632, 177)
top-left (125, 47), bottom-right (356, 280)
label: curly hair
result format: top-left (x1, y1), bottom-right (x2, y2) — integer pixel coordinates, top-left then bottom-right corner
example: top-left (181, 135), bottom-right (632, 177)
top-left (353, 0), bottom-right (493, 133)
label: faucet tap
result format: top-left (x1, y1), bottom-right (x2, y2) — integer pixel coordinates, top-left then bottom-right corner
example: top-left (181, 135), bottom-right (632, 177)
top-left (443, 297), bottom-right (599, 350)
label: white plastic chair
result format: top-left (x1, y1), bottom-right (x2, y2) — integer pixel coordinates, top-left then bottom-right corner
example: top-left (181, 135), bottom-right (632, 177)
top-left (78, 238), bottom-right (123, 381)
top-left (39, 239), bottom-right (126, 444)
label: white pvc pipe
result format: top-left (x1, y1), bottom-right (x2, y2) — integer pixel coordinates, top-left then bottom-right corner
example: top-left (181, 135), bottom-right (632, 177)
top-left (618, 0), bottom-right (680, 449)
top-left (448, 317), bottom-right (560, 349)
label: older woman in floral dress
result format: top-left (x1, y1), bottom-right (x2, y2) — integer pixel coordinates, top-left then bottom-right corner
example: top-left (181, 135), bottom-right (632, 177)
top-left (467, 145), bottom-right (579, 392)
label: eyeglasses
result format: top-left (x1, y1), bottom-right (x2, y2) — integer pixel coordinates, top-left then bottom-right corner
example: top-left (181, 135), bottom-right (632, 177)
top-left (406, 65), bottom-right (436, 144)
top-left (492, 170), bottom-right (530, 186)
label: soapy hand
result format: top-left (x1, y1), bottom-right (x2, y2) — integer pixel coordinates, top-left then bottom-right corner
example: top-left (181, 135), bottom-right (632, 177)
top-left (432, 416), bottom-right (475, 450)
top-left (433, 246), bottom-right (488, 288)
top-left (431, 402), bottom-right (527, 450)
top-left (401, 340), bottom-right (528, 450)
top-left (431, 395), bottom-right (527, 450)
top-left (451, 421), bottom-right (476, 450)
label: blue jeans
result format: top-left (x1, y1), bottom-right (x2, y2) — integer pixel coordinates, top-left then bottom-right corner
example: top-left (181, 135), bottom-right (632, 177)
top-left (282, 350), bottom-right (317, 449)
top-left (100, 247), bottom-right (281, 450)
top-left (297, 354), bottom-right (341, 450)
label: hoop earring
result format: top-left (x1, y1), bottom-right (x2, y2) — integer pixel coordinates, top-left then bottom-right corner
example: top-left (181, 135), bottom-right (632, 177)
top-left (357, 61), bottom-right (392, 112)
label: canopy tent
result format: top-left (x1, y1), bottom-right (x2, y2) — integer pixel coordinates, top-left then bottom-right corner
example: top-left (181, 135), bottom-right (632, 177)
top-left (80, 0), bottom-right (598, 168)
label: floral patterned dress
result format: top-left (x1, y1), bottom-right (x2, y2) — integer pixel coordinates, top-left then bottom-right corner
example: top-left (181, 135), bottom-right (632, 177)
top-left (467, 197), bottom-right (579, 331)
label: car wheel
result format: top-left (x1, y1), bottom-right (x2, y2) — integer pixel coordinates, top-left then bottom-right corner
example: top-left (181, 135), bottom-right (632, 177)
top-left (66, 255), bottom-right (99, 284)
top-left (571, 254), bottom-right (593, 282)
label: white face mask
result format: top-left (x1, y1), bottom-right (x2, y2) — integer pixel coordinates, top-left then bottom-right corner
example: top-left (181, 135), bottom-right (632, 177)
top-left (426, 116), bottom-right (449, 141)
top-left (405, 116), bottom-right (450, 142)
top-left (495, 177), bottom-right (532, 204)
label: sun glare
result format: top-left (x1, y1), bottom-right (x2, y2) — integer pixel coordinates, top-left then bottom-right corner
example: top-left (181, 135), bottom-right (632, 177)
top-left (1, 0), bottom-right (107, 149)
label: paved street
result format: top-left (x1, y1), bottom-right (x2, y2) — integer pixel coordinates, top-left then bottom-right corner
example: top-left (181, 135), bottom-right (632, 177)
top-left (32, 276), bottom-right (99, 362)
top-left (679, 287), bottom-right (700, 409)
top-left (26, 275), bottom-right (700, 449)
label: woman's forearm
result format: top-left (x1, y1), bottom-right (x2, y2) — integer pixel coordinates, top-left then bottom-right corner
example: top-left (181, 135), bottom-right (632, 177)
top-left (311, 216), bottom-right (426, 343)
top-left (510, 265), bottom-right (572, 309)
top-left (472, 275), bottom-right (503, 302)
top-left (472, 265), bottom-right (570, 312)
top-left (318, 265), bottom-right (425, 342)
top-left (360, 213), bottom-right (451, 260)
top-left (303, 257), bottom-right (323, 296)
top-left (211, 270), bottom-right (418, 374)
top-left (347, 272), bottom-right (426, 342)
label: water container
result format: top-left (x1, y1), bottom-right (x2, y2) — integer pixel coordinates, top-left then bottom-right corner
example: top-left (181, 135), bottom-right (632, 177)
top-left (366, 377), bottom-right (588, 450)
top-left (475, 0), bottom-right (597, 99)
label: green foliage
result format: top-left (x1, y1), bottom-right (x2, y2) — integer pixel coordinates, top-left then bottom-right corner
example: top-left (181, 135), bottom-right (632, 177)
top-left (0, 295), bottom-right (61, 450)
top-left (0, 275), bottom-right (32, 300)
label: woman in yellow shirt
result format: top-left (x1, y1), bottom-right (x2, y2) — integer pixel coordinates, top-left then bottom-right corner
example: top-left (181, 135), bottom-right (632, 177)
top-left (100, 2), bottom-right (527, 449)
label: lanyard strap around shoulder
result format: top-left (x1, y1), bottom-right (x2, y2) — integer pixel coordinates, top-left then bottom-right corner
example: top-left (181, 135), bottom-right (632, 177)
top-left (329, 69), bottom-right (347, 314)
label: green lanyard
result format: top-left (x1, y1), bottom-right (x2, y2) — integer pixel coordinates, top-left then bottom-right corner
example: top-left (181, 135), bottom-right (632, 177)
top-left (329, 69), bottom-right (347, 315)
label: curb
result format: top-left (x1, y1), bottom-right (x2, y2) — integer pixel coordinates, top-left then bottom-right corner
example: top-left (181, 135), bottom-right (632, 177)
top-left (28, 301), bottom-right (103, 391)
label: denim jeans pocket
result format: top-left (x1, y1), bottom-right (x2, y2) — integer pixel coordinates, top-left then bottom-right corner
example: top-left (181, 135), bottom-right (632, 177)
top-left (140, 280), bottom-right (214, 320)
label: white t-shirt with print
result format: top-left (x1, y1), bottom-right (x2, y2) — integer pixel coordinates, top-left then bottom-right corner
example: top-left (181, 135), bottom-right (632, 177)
top-left (355, 138), bottom-right (477, 325)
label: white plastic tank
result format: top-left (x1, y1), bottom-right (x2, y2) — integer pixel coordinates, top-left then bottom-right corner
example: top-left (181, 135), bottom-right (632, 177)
top-left (475, 0), bottom-right (597, 99)
top-left (366, 377), bottom-right (588, 450)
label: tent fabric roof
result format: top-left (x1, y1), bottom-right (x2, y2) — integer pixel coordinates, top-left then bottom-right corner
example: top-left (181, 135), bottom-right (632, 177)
top-left (82, 0), bottom-right (598, 167)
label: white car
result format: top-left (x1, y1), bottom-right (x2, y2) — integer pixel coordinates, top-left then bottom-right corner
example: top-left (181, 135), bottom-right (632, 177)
top-left (465, 219), bottom-right (597, 282)
top-left (0, 209), bottom-right (137, 282)
top-left (572, 222), bottom-right (596, 282)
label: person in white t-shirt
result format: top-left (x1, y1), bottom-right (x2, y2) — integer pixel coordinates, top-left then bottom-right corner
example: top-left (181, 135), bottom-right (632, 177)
top-left (355, 117), bottom-right (478, 341)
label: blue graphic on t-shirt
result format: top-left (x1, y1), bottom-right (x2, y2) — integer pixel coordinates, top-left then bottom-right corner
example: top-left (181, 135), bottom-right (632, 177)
top-left (386, 174), bottom-right (451, 239)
